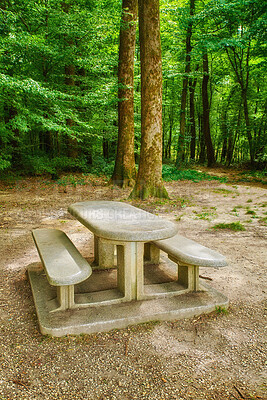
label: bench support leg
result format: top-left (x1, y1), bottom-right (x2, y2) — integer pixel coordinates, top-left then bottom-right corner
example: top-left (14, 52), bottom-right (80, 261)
top-left (94, 235), bottom-right (115, 269)
top-left (178, 264), bottom-right (199, 291)
top-left (168, 255), bottom-right (199, 291)
top-left (144, 243), bottom-right (161, 264)
top-left (52, 285), bottom-right (75, 312)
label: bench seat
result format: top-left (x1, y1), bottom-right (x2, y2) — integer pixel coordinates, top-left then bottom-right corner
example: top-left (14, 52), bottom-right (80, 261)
top-left (144, 234), bottom-right (227, 294)
top-left (32, 228), bottom-right (92, 312)
top-left (152, 234), bottom-right (227, 268)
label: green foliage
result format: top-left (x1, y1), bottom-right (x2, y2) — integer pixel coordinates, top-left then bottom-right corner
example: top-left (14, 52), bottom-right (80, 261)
top-left (0, 154), bottom-right (11, 171)
top-left (245, 209), bottom-right (256, 216)
top-left (194, 210), bottom-right (217, 221)
top-left (215, 306), bottom-right (229, 315)
top-left (56, 175), bottom-right (86, 187)
top-left (160, 0), bottom-right (267, 167)
top-left (211, 222), bottom-right (246, 231)
top-left (21, 155), bottom-right (89, 175)
top-left (212, 188), bottom-right (234, 194)
top-left (88, 156), bottom-right (115, 177)
top-left (237, 170), bottom-right (267, 185)
top-left (258, 216), bottom-right (267, 225)
top-left (0, 0), bottom-right (120, 173)
top-left (0, 0), bottom-right (266, 177)
top-left (162, 165), bottom-right (228, 182)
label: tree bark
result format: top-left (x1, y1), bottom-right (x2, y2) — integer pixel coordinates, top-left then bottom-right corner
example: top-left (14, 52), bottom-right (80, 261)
top-left (64, 64), bottom-right (79, 159)
top-left (176, 0), bottom-right (195, 165)
top-left (111, 0), bottom-right (137, 188)
top-left (167, 109), bottom-right (174, 160)
top-left (202, 50), bottom-right (215, 167)
top-left (224, 43), bottom-right (254, 166)
top-left (227, 105), bottom-right (241, 165)
top-left (130, 0), bottom-right (168, 199)
top-left (189, 66), bottom-right (198, 161)
top-left (242, 89), bottom-right (254, 165)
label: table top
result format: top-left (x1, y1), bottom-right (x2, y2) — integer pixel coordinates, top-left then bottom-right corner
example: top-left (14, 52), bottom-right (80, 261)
top-left (68, 201), bottom-right (178, 242)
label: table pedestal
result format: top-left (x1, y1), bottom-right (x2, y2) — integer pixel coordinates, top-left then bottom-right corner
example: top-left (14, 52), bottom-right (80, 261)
top-left (94, 235), bottom-right (115, 269)
top-left (93, 239), bottom-right (200, 300)
top-left (94, 237), bottom-right (145, 301)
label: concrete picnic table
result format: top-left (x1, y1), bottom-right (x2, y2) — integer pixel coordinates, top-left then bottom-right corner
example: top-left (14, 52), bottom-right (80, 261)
top-left (68, 201), bottom-right (178, 302)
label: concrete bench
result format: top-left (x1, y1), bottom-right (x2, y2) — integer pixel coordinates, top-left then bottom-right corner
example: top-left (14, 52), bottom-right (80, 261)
top-left (32, 228), bottom-right (92, 312)
top-left (144, 234), bottom-right (227, 293)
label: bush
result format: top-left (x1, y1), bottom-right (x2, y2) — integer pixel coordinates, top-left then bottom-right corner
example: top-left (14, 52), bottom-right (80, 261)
top-left (88, 156), bottom-right (115, 177)
top-left (20, 155), bottom-right (89, 176)
top-left (162, 165), bottom-right (228, 183)
top-left (0, 154), bottom-right (12, 171)
top-left (211, 222), bottom-right (246, 231)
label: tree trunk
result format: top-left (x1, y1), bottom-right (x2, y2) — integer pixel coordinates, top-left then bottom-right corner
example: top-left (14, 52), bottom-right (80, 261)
top-left (202, 50), bottom-right (215, 167)
top-left (111, 0), bottom-right (138, 188)
top-left (226, 105), bottom-right (241, 166)
top-left (162, 79), bottom-right (168, 158)
top-left (198, 113), bottom-right (206, 163)
top-left (242, 89), bottom-right (254, 166)
top-left (176, 0), bottom-right (195, 165)
top-left (220, 100), bottom-right (228, 163)
top-left (103, 138), bottom-right (109, 159)
top-left (4, 105), bottom-right (21, 166)
top-left (221, 138), bottom-right (227, 162)
top-left (224, 43), bottom-right (254, 166)
top-left (64, 64), bottom-right (79, 159)
top-left (167, 109), bottom-right (174, 160)
top-left (130, 0), bottom-right (168, 199)
top-left (189, 68), bottom-right (198, 161)
top-left (254, 100), bottom-right (267, 162)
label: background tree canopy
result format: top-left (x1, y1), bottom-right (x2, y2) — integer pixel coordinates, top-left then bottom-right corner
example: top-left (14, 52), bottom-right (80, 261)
top-left (0, 0), bottom-right (266, 176)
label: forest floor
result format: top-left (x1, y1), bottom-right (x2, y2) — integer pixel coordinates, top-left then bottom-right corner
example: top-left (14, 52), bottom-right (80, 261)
top-left (0, 168), bottom-right (266, 400)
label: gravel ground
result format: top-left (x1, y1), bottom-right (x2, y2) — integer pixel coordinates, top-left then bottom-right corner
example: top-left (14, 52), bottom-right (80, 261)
top-left (0, 174), bottom-right (266, 399)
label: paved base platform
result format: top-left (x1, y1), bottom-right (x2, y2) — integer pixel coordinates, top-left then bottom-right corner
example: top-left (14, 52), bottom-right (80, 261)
top-left (27, 262), bottom-right (229, 337)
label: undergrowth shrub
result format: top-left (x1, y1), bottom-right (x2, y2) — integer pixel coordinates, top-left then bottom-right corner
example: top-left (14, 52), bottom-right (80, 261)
top-left (211, 222), bottom-right (246, 231)
top-left (162, 165), bottom-right (228, 183)
top-left (0, 154), bottom-right (12, 171)
top-left (88, 156), bottom-right (115, 176)
top-left (20, 155), bottom-right (89, 175)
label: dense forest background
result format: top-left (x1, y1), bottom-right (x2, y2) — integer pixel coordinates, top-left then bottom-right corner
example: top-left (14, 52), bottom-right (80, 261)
top-left (0, 0), bottom-right (266, 178)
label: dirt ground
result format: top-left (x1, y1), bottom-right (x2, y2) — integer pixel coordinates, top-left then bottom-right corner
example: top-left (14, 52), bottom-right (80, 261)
top-left (0, 170), bottom-right (266, 400)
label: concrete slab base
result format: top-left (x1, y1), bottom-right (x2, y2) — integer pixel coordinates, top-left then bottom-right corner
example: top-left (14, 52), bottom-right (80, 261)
top-left (27, 262), bottom-right (229, 337)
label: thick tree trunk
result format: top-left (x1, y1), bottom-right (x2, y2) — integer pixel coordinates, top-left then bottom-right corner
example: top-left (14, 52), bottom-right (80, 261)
top-left (202, 51), bottom-right (215, 167)
top-left (112, 0), bottom-right (137, 188)
top-left (130, 0), bottom-right (168, 199)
